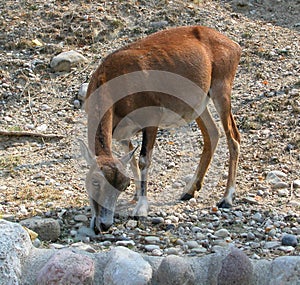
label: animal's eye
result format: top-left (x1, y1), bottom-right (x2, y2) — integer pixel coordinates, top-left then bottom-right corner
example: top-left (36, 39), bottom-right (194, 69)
top-left (92, 180), bottom-right (100, 187)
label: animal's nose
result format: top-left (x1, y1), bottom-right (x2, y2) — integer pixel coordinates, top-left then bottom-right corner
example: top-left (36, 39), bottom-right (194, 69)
top-left (100, 222), bottom-right (111, 232)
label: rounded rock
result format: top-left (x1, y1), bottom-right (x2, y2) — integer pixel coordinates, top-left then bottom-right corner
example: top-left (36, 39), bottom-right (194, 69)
top-left (217, 247), bottom-right (253, 285)
top-left (156, 255), bottom-right (195, 285)
top-left (281, 234), bottom-right (298, 247)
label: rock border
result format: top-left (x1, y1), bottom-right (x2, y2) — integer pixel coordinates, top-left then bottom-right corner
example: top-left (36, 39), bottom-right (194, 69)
top-left (1, 220), bottom-right (300, 285)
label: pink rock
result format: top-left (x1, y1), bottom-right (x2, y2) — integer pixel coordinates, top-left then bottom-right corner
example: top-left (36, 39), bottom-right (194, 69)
top-left (36, 249), bottom-right (94, 285)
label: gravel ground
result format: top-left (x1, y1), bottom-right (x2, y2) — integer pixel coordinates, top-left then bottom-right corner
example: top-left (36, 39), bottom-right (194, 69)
top-left (0, 0), bottom-right (299, 259)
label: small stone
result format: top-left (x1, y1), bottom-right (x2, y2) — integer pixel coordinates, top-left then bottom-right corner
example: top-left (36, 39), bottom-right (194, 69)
top-left (264, 241), bottom-right (280, 249)
top-left (192, 226), bottom-right (201, 234)
top-left (281, 234), bottom-right (298, 247)
top-left (188, 198), bottom-right (197, 206)
top-left (277, 188), bottom-right (289, 197)
top-left (144, 236), bottom-right (160, 244)
top-left (167, 162), bottom-right (176, 169)
top-left (74, 214), bottom-right (88, 223)
top-left (191, 247), bottom-right (207, 254)
top-left (243, 196), bottom-right (259, 204)
top-left (292, 179), bottom-right (300, 189)
top-left (278, 246), bottom-right (296, 253)
top-left (185, 240), bottom-right (199, 249)
top-left (126, 219), bottom-right (138, 229)
top-left (20, 217), bottom-right (60, 242)
top-left (167, 215), bottom-right (179, 223)
top-left (215, 229), bottom-right (230, 238)
top-left (50, 50), bottom-right (87, 72)
top-left (116, 240), bottom-right (135, 247)
top-left (152, 249), bottom-right (163, 256)
top-left (151, 217), bottom-right (164, 225)
top-left (252, 212), bottom-right (263, 222)
top-left (273, 182), bottom-right (289, 190)
top-left (144, 244), bottom-right (160, 252)
top-left (165, 247), bottom-right (180, 255)
top-left (73, 99), bottom-right (81, 109)
top-left (78, 83), bottom-right (89, 101)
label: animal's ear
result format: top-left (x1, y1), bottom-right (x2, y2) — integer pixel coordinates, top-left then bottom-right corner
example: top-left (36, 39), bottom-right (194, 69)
top-left (78, 139), bottom-right (96, 166)
top-left (120, 146), bottom-right (138, 166)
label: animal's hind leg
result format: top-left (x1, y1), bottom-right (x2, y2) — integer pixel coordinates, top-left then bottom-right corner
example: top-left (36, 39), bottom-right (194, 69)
top-left (210, 82), bottom-right (241, 208)
top-left (181, 107), bottom-right (220, 200)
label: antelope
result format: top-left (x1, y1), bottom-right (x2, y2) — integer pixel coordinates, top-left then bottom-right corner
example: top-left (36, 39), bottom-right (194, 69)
top-left (79, 26), bottom-right (241, 233)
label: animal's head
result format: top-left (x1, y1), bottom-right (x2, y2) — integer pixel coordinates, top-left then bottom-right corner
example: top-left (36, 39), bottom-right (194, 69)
top-left (79, 140), bottom-right (135, 233)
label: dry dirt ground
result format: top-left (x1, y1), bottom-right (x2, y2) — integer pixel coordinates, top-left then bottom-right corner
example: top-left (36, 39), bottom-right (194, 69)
top-left (0, 0), bottom-right (299, 258)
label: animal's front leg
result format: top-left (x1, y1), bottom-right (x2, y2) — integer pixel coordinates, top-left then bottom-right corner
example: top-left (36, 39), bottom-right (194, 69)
top-left (132, 127), bottom-right (157, 218)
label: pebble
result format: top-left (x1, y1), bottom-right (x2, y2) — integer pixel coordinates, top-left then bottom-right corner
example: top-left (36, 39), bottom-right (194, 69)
top-left (191, 247), bottom-right (207, 254)
top-left (152, 248), bottom-right (163, 256)
top-left (144, 244), bottom-right (160, 252)
top-left (281, 234), bottom-right (298, 247)
top-left (78, 83), bottom-right (88, 101)
top-left (116, 240), bottom-right (135, 247)
top-left (185, 240), bottom-right (199, 249)
top-left (126, 219), bottom-right (138, 229)
top-left (73, 214), bottom-right (88, 222)
top-left (252, 212), bottom-right (263, 222)
top-left (144, 236), bottom-right (160, 244)
top-left (151, 217), bottom-right (165, 224)
top-left (165, 247), bottom-right (180, 255)
top-left (292, 179), bottom-right (300, 189)
top-left (277, 189), bottom-right (289, 197)
top-left (264, 241), bottom-right (281, 249)
top-left (272, 182), bottom-right (289, 190)
top-left (215, 229), bottom-right (230, 238)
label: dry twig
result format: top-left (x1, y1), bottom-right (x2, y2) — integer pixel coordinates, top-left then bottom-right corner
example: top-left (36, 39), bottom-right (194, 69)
top-left (0, 130), bottom-right (64, 139)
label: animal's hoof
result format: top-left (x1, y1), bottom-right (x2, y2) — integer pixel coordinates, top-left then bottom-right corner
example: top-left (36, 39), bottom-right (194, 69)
top-left (217, 199), bottom-right (232, 209)
top-left (180, 193), bottom-right (194, 201)
top-left (132, 200), bottom-right (149, 219)
top-left (90, 217), bottom-right (100, 235)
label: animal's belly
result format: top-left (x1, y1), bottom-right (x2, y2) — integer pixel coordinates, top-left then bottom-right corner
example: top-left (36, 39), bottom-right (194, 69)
top-left (112, 96), bottom-right (210, 141)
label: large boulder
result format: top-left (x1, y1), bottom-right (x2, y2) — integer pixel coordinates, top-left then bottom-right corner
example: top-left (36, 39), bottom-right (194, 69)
top-left (156, 255), bottom-right (195, 285)
top-left (36, 249), bottom-right (95, 285)
top-left (103, 246), bottom-right (153, 285)
top-left (0, 220), bottom-right (32, 284)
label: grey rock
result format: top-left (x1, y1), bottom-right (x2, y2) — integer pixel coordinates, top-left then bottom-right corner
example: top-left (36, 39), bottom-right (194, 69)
top-left (215, 228), bottom-right (230, 238)
top-left (50, 50), bottom-right (87, 72)
top-left (292, 179), bottom-right (300, 188)
top-left (269, 256), bottom-right (300, 284)
top-left (78, 83), bottom-right (89, 101)
top-left (0, 220), bottom-right (32, 284)
top-left (151, 217), bottom-right (165, 224)
top-left (186, 240), bottom-right (199, 249)
top-left (104, 246), bottom-right (152, 285)
top-left (217, 247), bottom-right (253, 285)
top-left (74, 214), bottom-right (88, 223)
top-left (20, 217), bottom-right (60, 242)
top-left (281, 234), bottom-right (298, 247)
top-left (156, 255), bottom-right (195, 285)
top-left (273, 182), bottom-right (289, 190)
top-left (115, 240), bottom-right (135, 247)
top-left (145, 244), bottom-right (160, 252)
top-left (145, 236), bottom-right (160, 244)
top-left (36, 249), bottom-right (95, 285)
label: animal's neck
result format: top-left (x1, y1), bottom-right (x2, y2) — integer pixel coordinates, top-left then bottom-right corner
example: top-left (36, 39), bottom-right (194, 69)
top-left (88, 107), bottom-right (113, 157)
top-left (96, 108), bottom-right (114, 156)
